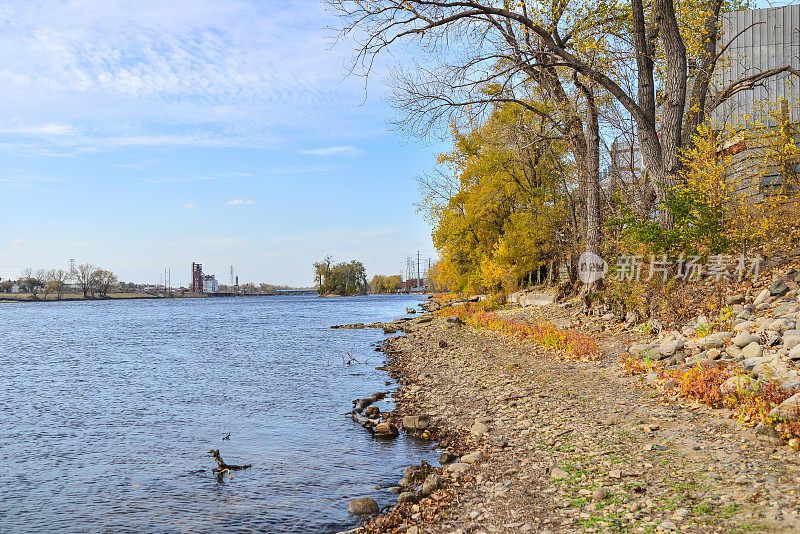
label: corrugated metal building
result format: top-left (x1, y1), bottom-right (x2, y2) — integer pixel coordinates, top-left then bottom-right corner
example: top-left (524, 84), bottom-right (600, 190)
top-left (713, 4), bottom-right (800, 126)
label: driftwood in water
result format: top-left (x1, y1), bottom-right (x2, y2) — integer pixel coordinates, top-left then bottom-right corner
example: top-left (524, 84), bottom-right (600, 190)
top-left (353, 392), bottom-right (386, 413)
top-left (208, 449), bottom-right (251, 481)
top-left (350, 391), bottom-right (398, 436)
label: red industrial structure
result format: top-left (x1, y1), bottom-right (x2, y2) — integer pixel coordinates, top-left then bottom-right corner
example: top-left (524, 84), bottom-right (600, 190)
top-left (191, 262), bottom-right (203, 293)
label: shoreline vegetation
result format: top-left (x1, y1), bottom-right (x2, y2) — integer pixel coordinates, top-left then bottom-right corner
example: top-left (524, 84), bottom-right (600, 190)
top-left (338, 261), bottom-right (800, 533)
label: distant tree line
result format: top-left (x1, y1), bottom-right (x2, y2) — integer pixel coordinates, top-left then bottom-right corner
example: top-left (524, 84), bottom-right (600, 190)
top-left (369, 274), bottom-right (403, 294)
top-left (0, 264), bottom-right (119, 299)
top-left (313, 256), bottom-right (368, 295)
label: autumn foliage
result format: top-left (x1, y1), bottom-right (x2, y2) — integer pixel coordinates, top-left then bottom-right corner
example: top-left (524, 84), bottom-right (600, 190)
top-left (437, 304), bottom-right (601, 361)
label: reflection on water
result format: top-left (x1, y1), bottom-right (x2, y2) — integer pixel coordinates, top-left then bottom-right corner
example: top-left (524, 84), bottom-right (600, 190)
top-left (0, 295), bottom-right (433, 533)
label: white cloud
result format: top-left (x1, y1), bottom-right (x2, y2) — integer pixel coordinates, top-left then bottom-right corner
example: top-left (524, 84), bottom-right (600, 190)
top-left (0, 1), bottom-right (386, 153)
top-left (298, 145), bottom-right (364, 157)
top-left (184, 203), bottom-right (196, 208)
top-left (227, 199), bottom-right (254, 205)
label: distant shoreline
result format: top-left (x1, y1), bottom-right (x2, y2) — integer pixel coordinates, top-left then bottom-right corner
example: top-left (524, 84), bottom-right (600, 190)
top-left (0, 291), bottom-right (316, 303)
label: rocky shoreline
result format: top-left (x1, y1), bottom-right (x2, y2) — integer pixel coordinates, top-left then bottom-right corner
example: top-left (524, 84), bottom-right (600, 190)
top-left (340, 291), bottom-right (800, 533)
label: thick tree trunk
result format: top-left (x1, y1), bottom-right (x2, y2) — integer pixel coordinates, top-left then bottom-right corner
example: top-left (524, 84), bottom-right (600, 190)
top-left (583, 85), bottom-right (602, 256)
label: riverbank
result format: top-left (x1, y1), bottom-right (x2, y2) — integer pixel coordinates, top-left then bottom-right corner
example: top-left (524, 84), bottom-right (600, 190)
top-left (348, 304), bottom-right (800, 533)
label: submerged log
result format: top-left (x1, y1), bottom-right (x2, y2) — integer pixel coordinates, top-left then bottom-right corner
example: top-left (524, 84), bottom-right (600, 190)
top-left (350, 391), bottom-right (398, 436)
top-left (209, 449), bottom-right (252, 481)
top-left (352, 392), bottom-right (387, 413)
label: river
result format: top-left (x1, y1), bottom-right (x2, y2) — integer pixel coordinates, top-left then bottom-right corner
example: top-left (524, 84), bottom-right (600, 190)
top-left (0, 294), bottom-right (432, 533)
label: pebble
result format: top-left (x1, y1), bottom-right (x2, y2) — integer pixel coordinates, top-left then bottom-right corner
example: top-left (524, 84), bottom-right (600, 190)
top-left (550, 467), bottom-right (569, 479)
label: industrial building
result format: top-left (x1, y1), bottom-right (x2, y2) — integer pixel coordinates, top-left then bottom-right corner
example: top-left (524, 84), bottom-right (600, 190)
top-left (191, 262), bottom-right (219, 293)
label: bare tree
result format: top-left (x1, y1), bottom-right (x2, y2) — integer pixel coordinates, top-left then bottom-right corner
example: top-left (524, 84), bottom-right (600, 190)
top-left (329, 0), bottom-right (800, 231)
top-left (77, 263), bottom-right (95, 299)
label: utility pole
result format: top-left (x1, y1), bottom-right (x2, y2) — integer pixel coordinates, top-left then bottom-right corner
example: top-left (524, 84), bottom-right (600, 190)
top-left (230, 265), bottom-right (235, 288)
top-left (417, 251), bottom-right (421, 290)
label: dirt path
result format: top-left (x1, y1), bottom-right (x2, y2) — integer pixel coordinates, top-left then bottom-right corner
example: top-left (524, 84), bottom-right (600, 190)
top-left (382, 311), bottom-right (800, 533)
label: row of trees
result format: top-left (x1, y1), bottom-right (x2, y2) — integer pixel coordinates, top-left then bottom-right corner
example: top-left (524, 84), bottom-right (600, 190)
top-left (369, 274), bottom-right (403, 293)
top-left (330, 0), bottom-right (800, 294)
top-left (1, 265), bottom-right (119, 299)
top-left (313, 256), bottom-right (369, 295)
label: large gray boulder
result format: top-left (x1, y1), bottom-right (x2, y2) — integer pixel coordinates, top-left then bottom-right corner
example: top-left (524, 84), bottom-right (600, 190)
top-left (733, 333), bottom-right (759, 348)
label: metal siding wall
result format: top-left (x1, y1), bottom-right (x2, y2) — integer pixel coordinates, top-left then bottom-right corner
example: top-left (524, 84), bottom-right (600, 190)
top-left (714, 4), bottom-right (800, 125)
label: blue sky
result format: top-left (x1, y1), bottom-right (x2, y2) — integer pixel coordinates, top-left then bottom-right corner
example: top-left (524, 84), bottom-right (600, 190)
top-left (0, 0), bottom-right (441, 286)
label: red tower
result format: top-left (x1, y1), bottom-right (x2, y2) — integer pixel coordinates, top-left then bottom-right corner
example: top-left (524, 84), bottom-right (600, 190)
top-left (191, 262), bottom-right (203, 293)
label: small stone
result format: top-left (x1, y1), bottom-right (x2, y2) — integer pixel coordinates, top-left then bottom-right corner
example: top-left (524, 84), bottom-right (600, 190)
top-left (609, 469), bottom-right (622, 479)
top-left (461, 451), bottom-right (483, 464)
top-left (348, 497), bottom-right (379, 515)
top-left (364, 406), bottom-right (380, 418)
top-left (446, 462), bottom-right (470, 474)
top-left (592, 488), bottom-right (608, 501)
top-left (407, 527), bottom-right (419, 534)
top-left (550, 467), bottom-right (569, 479)
top-left (754, 288), bottom-right (771, 305)
top-left (659, 520), bottom-right (677, 530)
top-left (374, 422), bottom-right (399, 436)
top-left (439, 451), bottom-right (457, 464)
top-left (471, 421), bottom-right (489, 439)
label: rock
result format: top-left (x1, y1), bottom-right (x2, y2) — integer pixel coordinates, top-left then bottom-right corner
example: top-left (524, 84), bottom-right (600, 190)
top-left (726, 294), bottom-right (745, 305)
top-left (733, 333), bottom-right (759, 348)
top-left (734, 321), bottom-right (755, 332)
top-left (348, 497), bottom-right (379, 515)
top-left (741, 357), bottom-right (766, 371)
top-left (741, 342), bottom-right (764, 360)
top-left (771, 280), bottom-right (790, 297)
top-left (725, 345), bottom-right (743, 358)
top-left (550, 467), bottom-right (569, 479)
top-left (628, 343), bottom-right (649, 357)
top-left (609, 469), bottom-right (622, 479)
top-left (364, 406), bottom-right (380, 418)
top-left (658, 340), bottom-right (683, 357)
top-left (784, 334), bottom-right (800, 351)
top-left (769, 317), bottom-right (795, 333)
top-left (438, 340), bottom-right (448, 348)
top-left (445, 316), bottom-right (464, 326)
top-left (419, 473), bottom-right (441, 497)
top-left (755, 422), bottom-right (782, 445)
top-left (754, 359), bottom-right (789, 380)
top-left (707, 348), bottom-right (722, 360)
top-left (659, 520), bottom-right (677, 531)
top-left (766, 331), bottom-right (783, 346)
top-left (789, 345), bottom-right (800, 361)
top-left (374, 422), bottom-right (399, 436)
top-left (407, 527), bottom-right (419, 534)
top-left (754, 288), bottom-right (772, 305)
top-left (721, 375), bottom-right (757, 395)
top-left (592, 488), bottom-right (608, 501)
top-left (461, 451), bottom-right (483, 464)
top-left (446, 462), bottom-right (470, 474)
top-left (398, 491), bottom-right (418, 504)
top-left (771, 391), bottom-right (800, 420)
top-left (403, 415), bottom-right (419, 430)
top-left (439, 451), bottom-right (457, 464)
top-left (383, 326), bottom-right (397, 334)
top-left (471, 421), bottom-right (489, 439)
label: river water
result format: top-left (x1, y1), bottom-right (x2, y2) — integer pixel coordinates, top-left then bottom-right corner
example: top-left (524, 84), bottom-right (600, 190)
top-left (0, 295), bottom-right (432, 533)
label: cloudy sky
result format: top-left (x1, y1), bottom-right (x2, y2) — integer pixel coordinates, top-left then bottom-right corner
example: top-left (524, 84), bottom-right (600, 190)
top-left (0, 0), bottom-right (441, 286)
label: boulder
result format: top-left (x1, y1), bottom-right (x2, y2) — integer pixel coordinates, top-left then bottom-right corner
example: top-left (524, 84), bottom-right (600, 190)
top-left (771, 391), bottom-right (800, 420)
top-left (659, 340), bottom-right (683, 357)
top-left (789, 345), bottom-right (800, 361)
top-left (784, 332), bottom-right (800, 351)
top-left (733, 333), bottom-right (759, 348)
top-left (741, 357), bottom-right (767, 371)
top-left (771, 280), bottom-right (790, 297)
top-left (768, 317), bottom-right (795, 333)
top-left (721, 375), bottom-right (758, 395)
top-left (364, 406), bottom-right (380, 418)
top-left (726, 294), bottom-right (746, 305)
top-left (398, 491), bottom-right (418, 504)
top-left (439, 451), bottom-right (457, 464)
top-left (733, 321), bottom-right (755, 332)
top-left (741, 342), bottom-right (764, 360)
top-left (725, 345), bottom-right (743, 359)
top-left (628, 343), bottom-right (649, 357)
top-left (755, 422), bottom-right (782, 445)
top-left (754, 359), bottom-right (789, 380)
top-left (374, 422), bottom-right (399, 436)
top-left (348, 497), bottom-right (379, 515)
top-left (754, 288), bottom-right (772, 305)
